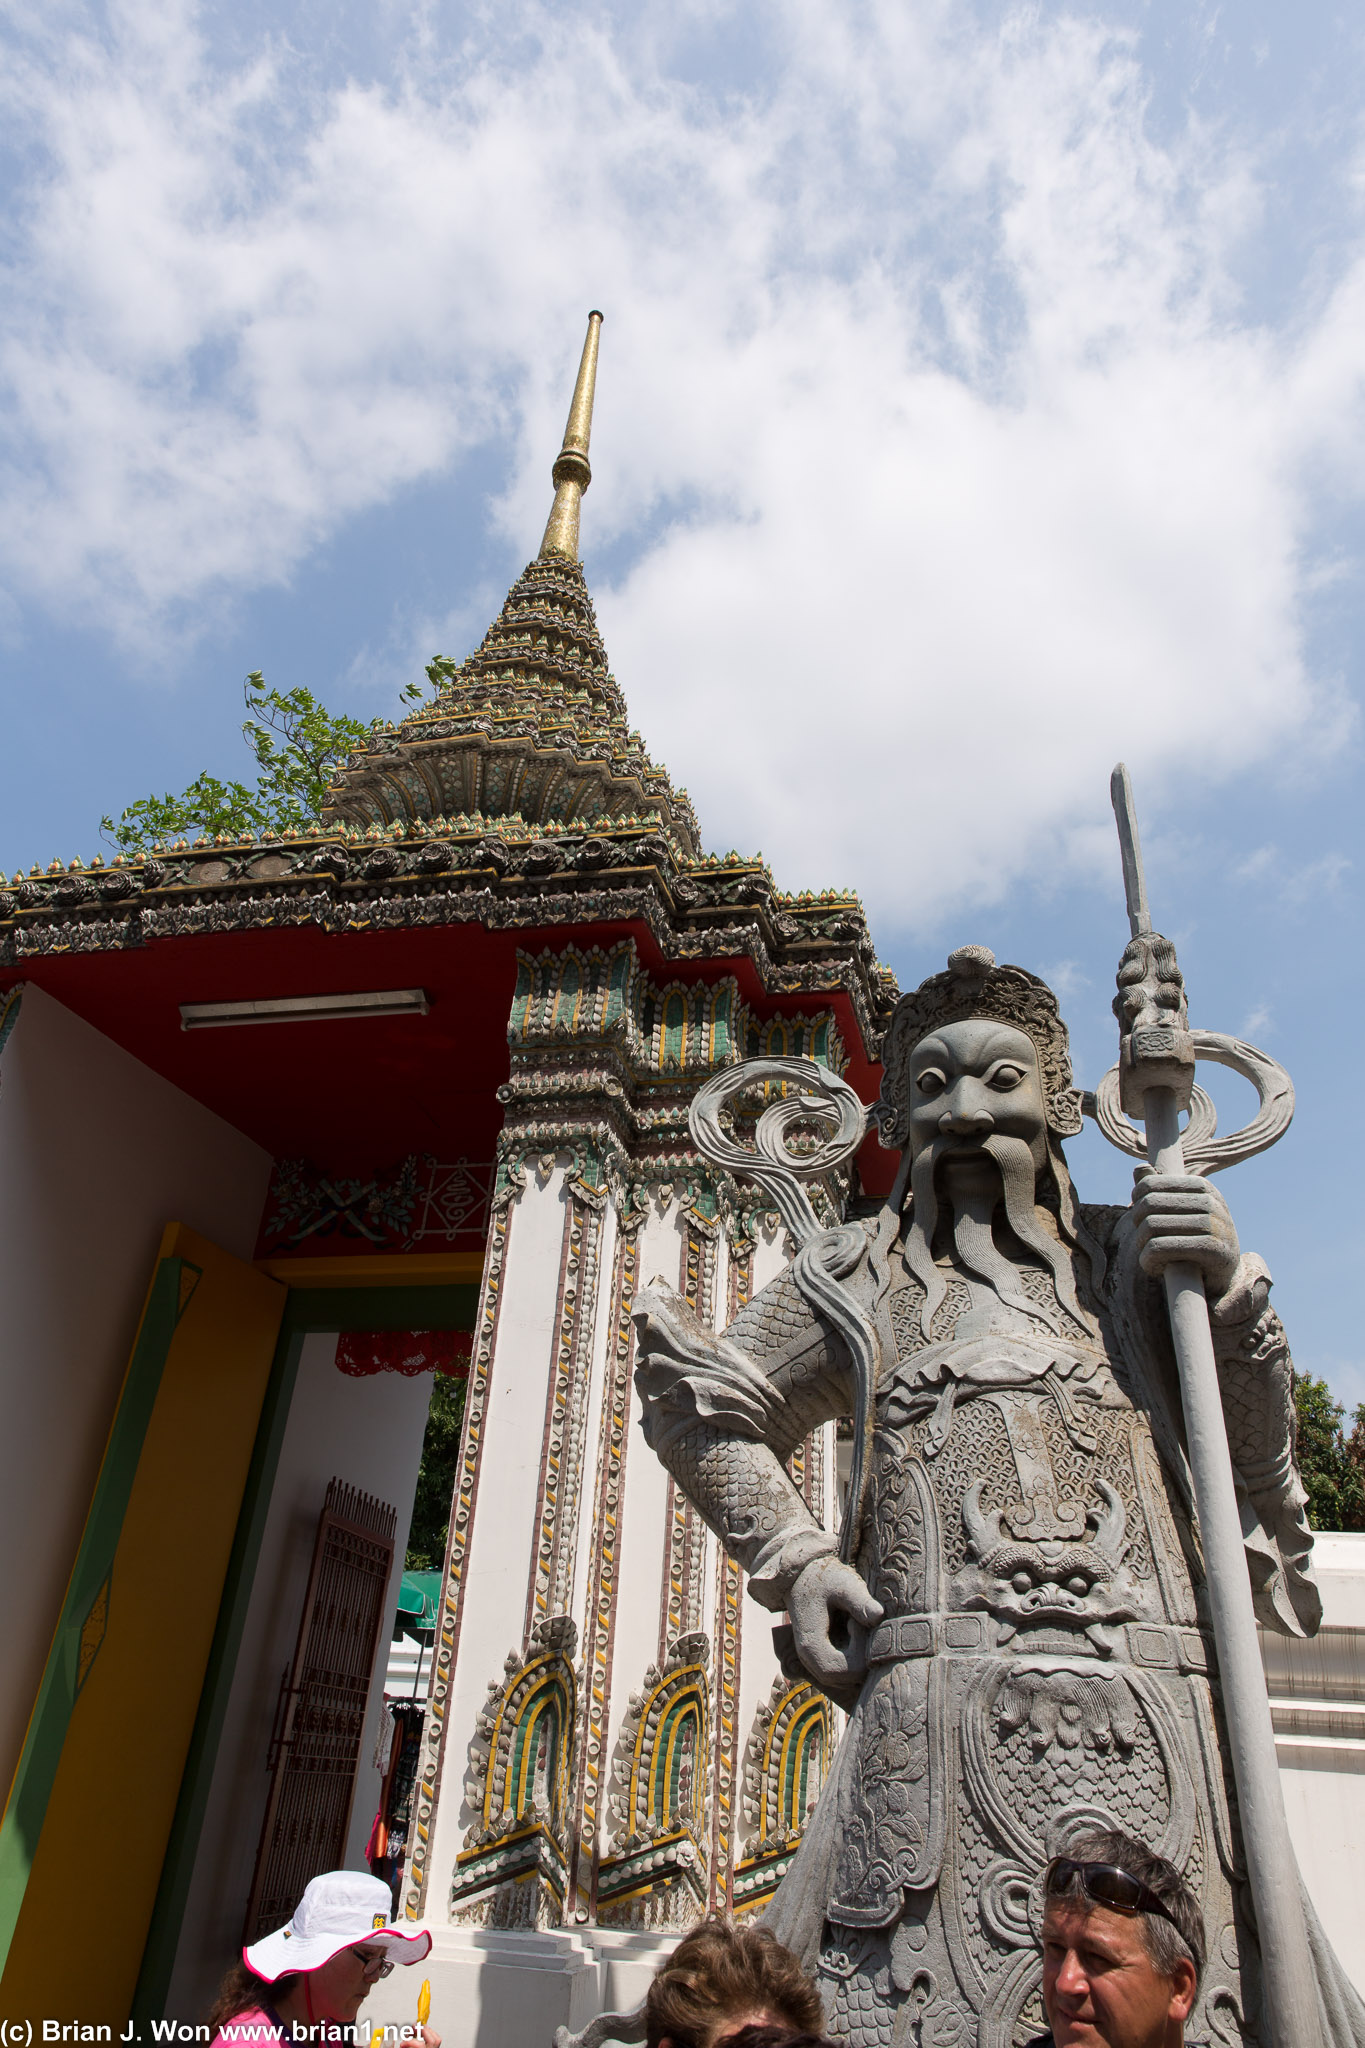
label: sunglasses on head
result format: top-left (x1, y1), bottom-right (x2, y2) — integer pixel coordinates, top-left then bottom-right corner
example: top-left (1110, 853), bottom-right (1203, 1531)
top-left (1043, 1858), bottom-right (1184, 1939)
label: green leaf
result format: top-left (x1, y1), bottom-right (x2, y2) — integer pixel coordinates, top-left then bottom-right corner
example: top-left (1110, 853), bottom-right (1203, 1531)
top-left (1293, 1372), bottom-right (1365, 1532)
top-left (101, 672), bottom-right (381, 851)
top-left (404, 1374), bottom-right (468, 1572)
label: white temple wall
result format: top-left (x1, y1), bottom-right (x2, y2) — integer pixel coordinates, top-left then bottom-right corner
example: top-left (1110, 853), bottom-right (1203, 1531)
top-left (750, 1219), bottom-right (792, 1296)
top-left (415, 1154), bottom-right (843, 1936)
top-left (734, 1614), bottom-right (776, 1793)
top-left (422, 1161), bottom-right (583, 1912)
top-left (603, 1195), bottom-right (688, 1767)
top-left (729, 1224), bottom-right (792, 1750)
top-left (166, 1333), bottom-right (432, 2019)
top-left (399, 944), bottom-right (855, 1943)
top-left (0, 984), bottom-right (271, 1808)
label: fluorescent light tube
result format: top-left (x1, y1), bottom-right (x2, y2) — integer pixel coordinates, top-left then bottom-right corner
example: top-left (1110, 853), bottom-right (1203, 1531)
top-left (179, 989), bottom-right (430, 1029)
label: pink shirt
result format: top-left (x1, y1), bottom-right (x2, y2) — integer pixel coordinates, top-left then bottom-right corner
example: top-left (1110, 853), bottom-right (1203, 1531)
top-left (210, 2008), bottom-right (286, 2047)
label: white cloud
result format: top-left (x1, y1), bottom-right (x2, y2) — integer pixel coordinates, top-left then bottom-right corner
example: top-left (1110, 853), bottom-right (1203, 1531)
top-left (1038, 960), bottom-right (1092, 1006)
top-left (1280, 853), bottom-right (1352, 903)
top-left (2, 0), bottom-right (1364, 925)
top-left (1235, 845), bottom-right (1279, 881)
top-left (1232, 843), bottom-right (1351, 901)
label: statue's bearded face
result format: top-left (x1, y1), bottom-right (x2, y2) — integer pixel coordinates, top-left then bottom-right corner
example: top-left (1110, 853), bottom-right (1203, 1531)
top-left (900, 1019), bottom-right (1089, 1338)
top-left (906, 1020), bottom-right (1050, 1185)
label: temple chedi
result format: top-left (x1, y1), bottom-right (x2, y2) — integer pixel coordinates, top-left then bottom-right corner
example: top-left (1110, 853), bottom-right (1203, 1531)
top-left (327, 315), bottom-right (700, 853)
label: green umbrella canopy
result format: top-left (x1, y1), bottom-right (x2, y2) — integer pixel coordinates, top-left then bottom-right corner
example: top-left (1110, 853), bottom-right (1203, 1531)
top-left (396, 1570), bottom-right (441, 1631)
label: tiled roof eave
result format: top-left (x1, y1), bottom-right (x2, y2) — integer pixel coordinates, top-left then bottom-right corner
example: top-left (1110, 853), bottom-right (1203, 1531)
top-left (0, 824), bottom-right (897, 1056)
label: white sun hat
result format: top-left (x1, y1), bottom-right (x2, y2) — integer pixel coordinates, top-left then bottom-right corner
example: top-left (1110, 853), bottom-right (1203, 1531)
top-left (244, 1871), bottom-right (432, 1981)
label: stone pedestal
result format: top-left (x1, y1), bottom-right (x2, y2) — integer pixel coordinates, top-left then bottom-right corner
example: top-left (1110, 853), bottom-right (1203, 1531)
top-left (361, 1926), bottom-right (674, 2048)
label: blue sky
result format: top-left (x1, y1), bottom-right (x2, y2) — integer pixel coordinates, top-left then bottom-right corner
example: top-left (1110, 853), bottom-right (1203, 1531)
top-left (1, 0), bottom-right (1362, 1410)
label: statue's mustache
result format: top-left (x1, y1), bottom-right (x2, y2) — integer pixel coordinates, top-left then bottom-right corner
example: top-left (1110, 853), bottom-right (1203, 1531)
top-left (902, 1128), bottom-right (1089, 1339)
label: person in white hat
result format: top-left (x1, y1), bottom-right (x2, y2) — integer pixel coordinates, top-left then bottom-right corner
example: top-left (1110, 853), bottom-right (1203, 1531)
top-left (206, 1871), bottom-right (437, 2045)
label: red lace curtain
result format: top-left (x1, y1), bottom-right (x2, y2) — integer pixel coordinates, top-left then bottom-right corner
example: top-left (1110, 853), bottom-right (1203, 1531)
top-left (335, 1330), bottom-right (472, 1378)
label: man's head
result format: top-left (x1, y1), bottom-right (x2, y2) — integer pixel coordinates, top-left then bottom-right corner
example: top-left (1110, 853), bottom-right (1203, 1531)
top-left (1040, 1830), bottom-right (1204, 2048)
top-left (644, 1918), bottom-right (824, 2048)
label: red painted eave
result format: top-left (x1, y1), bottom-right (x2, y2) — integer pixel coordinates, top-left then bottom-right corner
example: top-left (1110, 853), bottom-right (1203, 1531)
top-left (2, 917), bottom-right (894, 1190)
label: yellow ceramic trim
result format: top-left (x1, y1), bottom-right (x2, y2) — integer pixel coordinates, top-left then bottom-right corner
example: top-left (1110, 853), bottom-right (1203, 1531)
top-left (650, 1697), bottom-right (701, 1822)
top-left (483, 1653), bottom-right (555, 1825)
top-left (511, 1692), bottom-right (555, 1817)
top-left (628, 1661), bottom-right (706, 1791)
top-left (255, 1252), bottom-right (484, 1287)
top-left (774, 1697), bottom-right (824, 1837)
top-left (761, 1681), bottom-right (813, 1836)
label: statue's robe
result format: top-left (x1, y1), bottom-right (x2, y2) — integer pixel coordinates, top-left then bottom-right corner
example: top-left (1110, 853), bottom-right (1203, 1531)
top-left (634, 1193), bottom-right (1357, 2048)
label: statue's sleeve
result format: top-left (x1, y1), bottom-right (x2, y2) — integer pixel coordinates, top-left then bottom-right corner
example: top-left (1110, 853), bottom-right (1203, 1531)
top-left (631, 1263), bottom-right (855, 1612)
top-left (1209, 1254), bottom-right (1322, 1637)
top-left (1100, 1206), bottom-right (1321, 1638)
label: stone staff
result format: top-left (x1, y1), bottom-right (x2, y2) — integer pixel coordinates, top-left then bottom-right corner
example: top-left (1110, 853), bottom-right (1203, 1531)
top-left (1105, 763), bottom-right (1318, 2048)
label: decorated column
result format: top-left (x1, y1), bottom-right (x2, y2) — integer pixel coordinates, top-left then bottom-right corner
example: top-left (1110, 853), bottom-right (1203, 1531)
top-left (405, 940), bottom-right (848, 1934)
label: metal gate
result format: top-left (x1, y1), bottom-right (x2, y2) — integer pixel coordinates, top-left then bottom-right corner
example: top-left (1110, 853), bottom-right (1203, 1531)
top-left (245, 1480), bottom-right (397, 1940)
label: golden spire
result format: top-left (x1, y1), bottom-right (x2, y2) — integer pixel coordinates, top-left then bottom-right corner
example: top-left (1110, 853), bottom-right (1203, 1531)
top-left (539, 310), bottom-right (604, 561)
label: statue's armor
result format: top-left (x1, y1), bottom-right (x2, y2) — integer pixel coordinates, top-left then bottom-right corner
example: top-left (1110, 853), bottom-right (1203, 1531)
top-left (635, 1197), bottom-right (1319, 2048)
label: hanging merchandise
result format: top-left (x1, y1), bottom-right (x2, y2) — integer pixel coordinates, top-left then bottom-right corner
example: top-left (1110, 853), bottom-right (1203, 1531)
top-left (369, 1700), bottom-right (426, 1913)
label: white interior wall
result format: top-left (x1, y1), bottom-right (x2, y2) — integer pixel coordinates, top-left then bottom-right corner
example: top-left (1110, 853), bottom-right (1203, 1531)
top-left (0, 983), bottom-right (272, 1804)
top-left (166, 1334), bottom-right (433, 2021)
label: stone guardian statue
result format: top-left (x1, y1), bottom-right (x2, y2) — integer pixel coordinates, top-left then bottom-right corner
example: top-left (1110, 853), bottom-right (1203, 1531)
top-left (632, 946), bottom-right (1364, 2047)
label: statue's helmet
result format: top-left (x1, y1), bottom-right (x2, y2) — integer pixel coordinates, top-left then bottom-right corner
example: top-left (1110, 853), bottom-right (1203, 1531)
top-left (874, 944), bottom-right (1085, 1149)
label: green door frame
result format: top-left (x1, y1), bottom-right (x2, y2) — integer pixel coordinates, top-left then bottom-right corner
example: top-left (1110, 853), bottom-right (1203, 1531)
top-left (132, 1278), bottom-right (478, 2023)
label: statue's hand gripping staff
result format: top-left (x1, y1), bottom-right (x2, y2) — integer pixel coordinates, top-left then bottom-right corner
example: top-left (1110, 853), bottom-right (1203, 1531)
top-left (1103, 765), bottom-right (1315, 2048)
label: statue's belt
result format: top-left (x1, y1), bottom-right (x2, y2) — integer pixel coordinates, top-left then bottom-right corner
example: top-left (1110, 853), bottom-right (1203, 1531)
top-left (866, 1611), bottom-right (1213, 1676)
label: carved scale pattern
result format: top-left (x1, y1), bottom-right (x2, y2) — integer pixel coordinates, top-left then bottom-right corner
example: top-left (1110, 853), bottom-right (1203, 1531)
top-left (907, 1400), bottom-right (1016, 1579)
top-left (821, 1932), bottom-right (898, 2048)
top-left (887, 1263), bottom-right (1091, 1362)
top-left (726, 1261), bottom-right (827, 1363)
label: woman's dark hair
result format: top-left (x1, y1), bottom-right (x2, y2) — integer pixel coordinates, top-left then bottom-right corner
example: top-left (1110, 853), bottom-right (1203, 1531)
top-left (207, 1960), bottom-right (299, 2032)
top-left (644, 1918), bottom-right (824, 2048)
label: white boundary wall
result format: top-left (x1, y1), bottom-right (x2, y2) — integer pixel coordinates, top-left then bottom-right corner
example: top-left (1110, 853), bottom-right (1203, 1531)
top-left (1267, 1531), bottom-right (1365, 1994)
